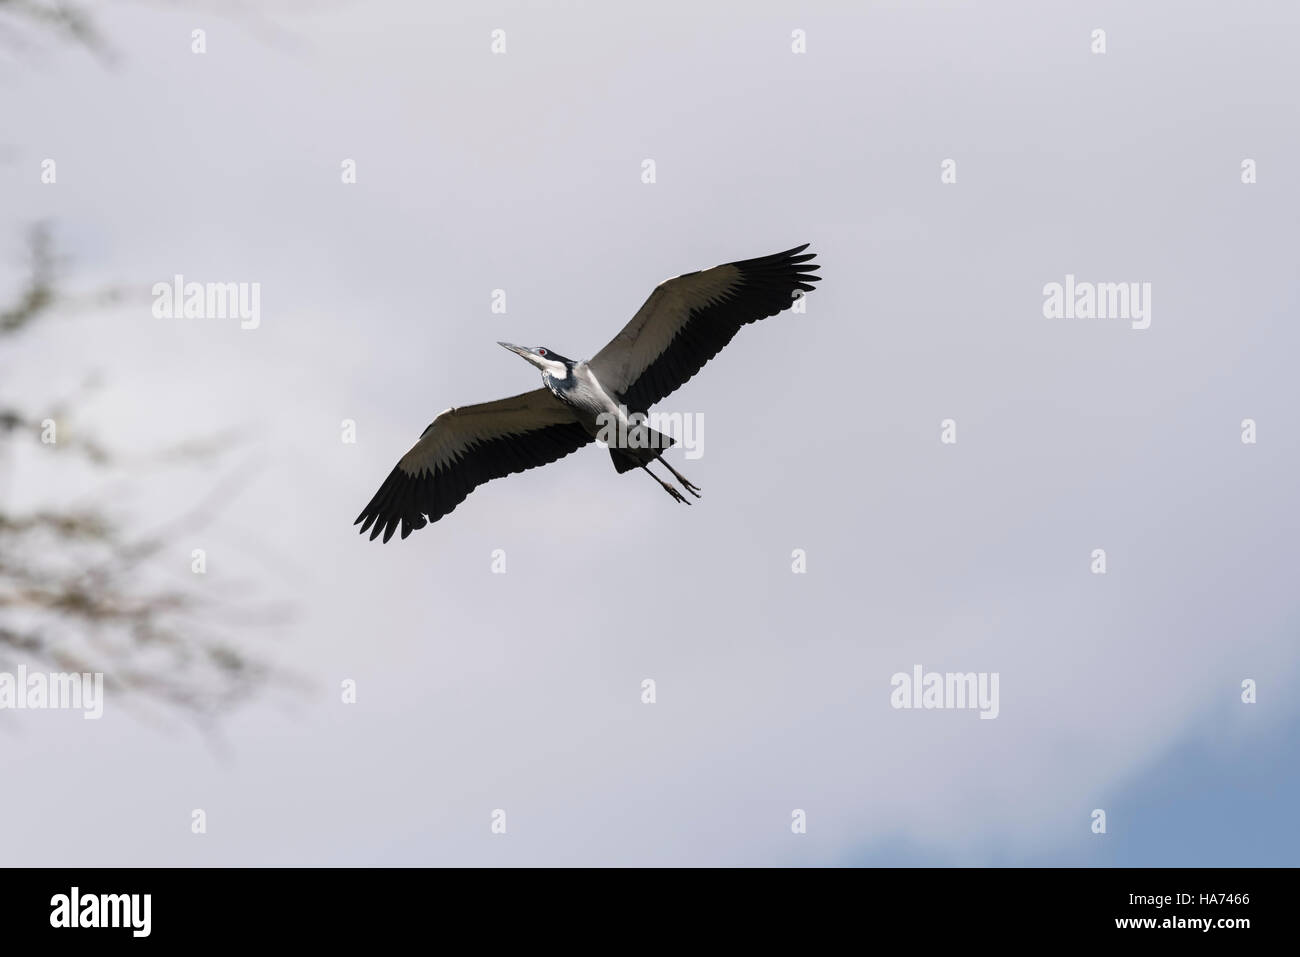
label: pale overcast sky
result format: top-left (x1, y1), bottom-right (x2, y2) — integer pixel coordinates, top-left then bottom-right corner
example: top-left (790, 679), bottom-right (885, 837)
top-left (1, 0), bottom-right (1297, 865)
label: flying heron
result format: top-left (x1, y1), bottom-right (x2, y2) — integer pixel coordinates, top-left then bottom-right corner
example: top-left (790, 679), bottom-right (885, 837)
top-left (355, 244), bottom-right (820, 541)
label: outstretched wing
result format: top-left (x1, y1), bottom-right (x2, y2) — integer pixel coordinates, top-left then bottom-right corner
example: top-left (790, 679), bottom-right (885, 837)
top-left (587, 244), bottom-right (820, 412)
top-left (355, 389), bottom-right (592, 542)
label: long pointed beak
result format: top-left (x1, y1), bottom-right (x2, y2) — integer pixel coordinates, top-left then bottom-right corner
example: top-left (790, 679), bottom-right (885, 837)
top-left (498, 341), bottom-right (531, 359)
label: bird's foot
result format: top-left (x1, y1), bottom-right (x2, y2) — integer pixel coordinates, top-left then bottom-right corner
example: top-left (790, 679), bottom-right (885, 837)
top-left (663, 482), bottom-right (691, 505)
top-left (659, 461), bottom-right (702, 498)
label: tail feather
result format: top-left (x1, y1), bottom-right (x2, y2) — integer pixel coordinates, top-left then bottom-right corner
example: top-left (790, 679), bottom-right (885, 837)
top-left (607, 425), bottom-right (675, 473)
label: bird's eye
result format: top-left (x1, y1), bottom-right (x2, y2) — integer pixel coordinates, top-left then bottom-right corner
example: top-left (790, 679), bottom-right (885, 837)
top-left (537, 348), bottom-right (547, 356)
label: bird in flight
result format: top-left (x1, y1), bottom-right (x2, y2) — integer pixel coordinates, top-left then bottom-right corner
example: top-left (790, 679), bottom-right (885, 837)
top-left (355, 244), bottom-right (821, 541)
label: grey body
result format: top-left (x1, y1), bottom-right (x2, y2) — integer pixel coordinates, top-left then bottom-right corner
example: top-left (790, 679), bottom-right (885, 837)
top-left (543, 362), bottom-right (620, 433)
top-left (502, 345), bottom-right (670, 469)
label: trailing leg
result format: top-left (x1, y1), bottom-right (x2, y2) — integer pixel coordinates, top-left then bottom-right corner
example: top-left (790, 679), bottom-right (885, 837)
top-left (641, 464), bottom-right (690, 504)
top-left (656, 456), bottom-right (701, 498)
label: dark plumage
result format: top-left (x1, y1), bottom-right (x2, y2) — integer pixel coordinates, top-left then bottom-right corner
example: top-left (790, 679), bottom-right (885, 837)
top-left (355, 244), bottom-right (820, 541)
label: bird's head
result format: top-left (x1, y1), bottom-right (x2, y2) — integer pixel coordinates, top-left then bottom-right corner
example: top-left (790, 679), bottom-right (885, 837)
top-left (498, 342), bottom-right (573, 379)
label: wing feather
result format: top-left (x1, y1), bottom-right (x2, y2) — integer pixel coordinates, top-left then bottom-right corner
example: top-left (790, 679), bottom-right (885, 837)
top-left (355, 389), bottom-right (590, 542)
top-left (588, 245), bottom-right (820, 411)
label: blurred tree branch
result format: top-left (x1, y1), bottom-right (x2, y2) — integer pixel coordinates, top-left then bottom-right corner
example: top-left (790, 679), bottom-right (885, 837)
top-left (0, 0), bottom-right (113, 63)
top-left (0, 223), bottom-right (288, 721)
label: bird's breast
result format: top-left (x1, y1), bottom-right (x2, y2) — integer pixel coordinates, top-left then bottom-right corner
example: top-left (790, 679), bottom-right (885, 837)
top-left (549, 365), bottom-right (622, 423)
